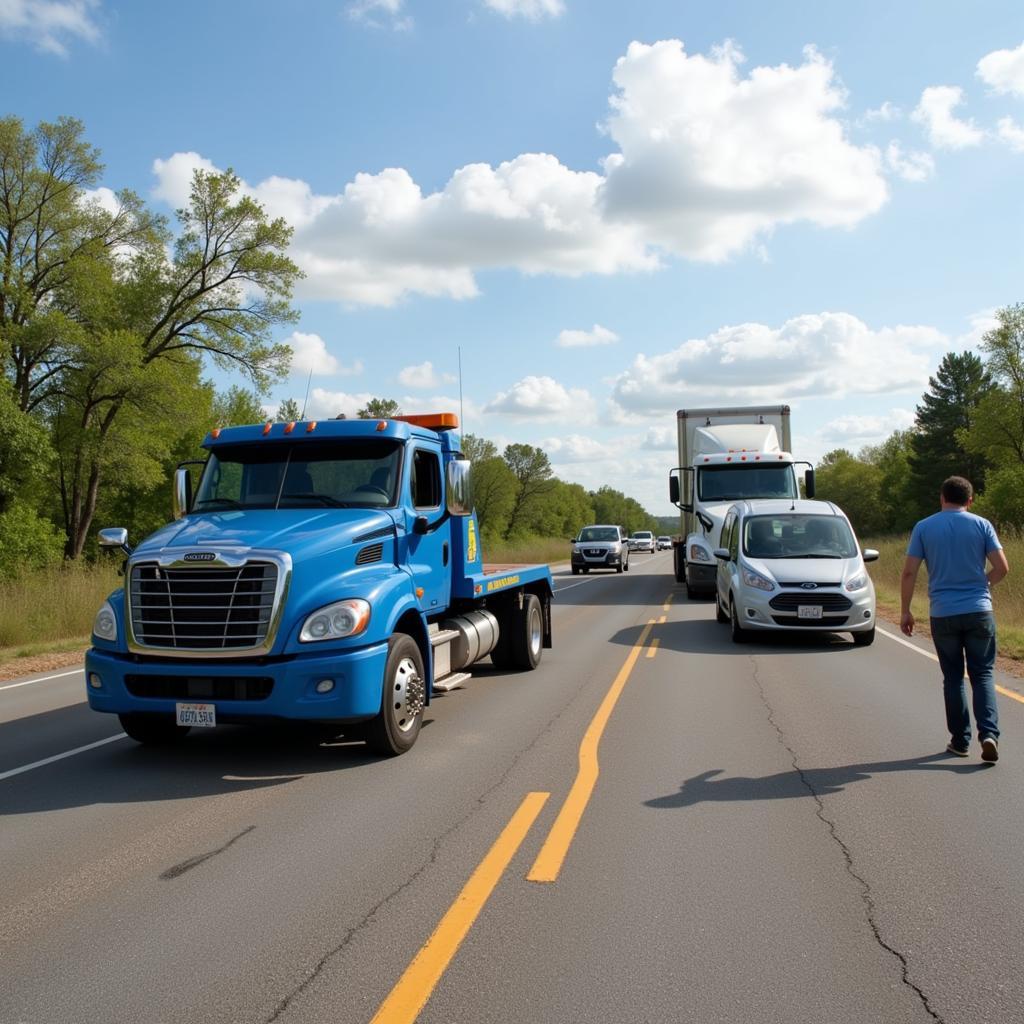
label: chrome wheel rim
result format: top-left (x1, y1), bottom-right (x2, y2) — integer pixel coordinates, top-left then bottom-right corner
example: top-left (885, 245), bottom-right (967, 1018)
top-left (528, 605), bottom-right (542, 659)
top-left (392, 656), bottom-right (424, 733)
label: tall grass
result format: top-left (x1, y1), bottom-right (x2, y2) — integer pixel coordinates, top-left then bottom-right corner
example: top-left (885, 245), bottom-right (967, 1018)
top-left (0, 563), bottom-right (121, 653)
top-left (480, 535), bottom-right (571, 567)
top-left (862, 532), bottom-right (1024, 660)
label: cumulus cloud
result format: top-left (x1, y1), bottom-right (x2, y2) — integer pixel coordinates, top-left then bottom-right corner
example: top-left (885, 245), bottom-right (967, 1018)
top-left (912, 86), bottom-right (984, 149)
top-left (599, 41), bottom-right (888, 261)
top-left (610, 312), bottom-right (946, 415)
top-left (149, 39), bottom-right (891, 307)
top-left (555, 323), bottom-right (619, 347)
top-left (863, 101), bottom-right (901, 122)
top-left (819, 409), bottom-right (915, 444)
top-left (303, 388), bottom-right (376, 420)
top-left (997, 117), bottom-right (1024, 152)
top-left (956, 309), bottom-right (999, 349)
top-left (283, 331), bottom-right (362, 377)
top-left (484, 375), bottom-right (594, 420)
top-left (397, 361), bottom-right (456, 388)
top-left (0, 0), bottom-right (101, 55)
top-left (541, 434), bottom-right (620, 462)
top-left (347, 0), bottom-right (412, 31)
top-left (885, 142), bottom-right (935, 182)
top-left (483, 0), bottom-right (565, 19)
top-left (642, 426), bottom-right (677, 450)
top-left (977, 41), bottom-right (1024, 97)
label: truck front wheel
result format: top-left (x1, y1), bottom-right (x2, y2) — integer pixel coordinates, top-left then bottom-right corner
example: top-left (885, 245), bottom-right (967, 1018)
top-left (365, 634), bottom-right (425, 756)
top-left (118, 713), bottom-right (191, 745)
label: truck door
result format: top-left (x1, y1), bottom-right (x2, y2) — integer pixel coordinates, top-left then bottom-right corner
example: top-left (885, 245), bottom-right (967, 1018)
top-left (405, 446), bottom-right (452, 614)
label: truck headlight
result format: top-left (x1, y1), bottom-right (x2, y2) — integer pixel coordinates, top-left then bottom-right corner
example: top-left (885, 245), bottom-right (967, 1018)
top-left (689, 545), bottom-right (712, 562)
top-left (845, 573), bottom-right (868, 592)
top-left (93, 601), bottom-right (117, 642)
top-left (741, 565), bottom-right (775, 592)
top-left (300, 599), bottom-right (371, 642)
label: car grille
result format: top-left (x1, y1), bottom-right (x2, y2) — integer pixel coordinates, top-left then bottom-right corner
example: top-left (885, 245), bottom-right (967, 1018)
top-left (777, 581), bottom-right (842, 589)
top-left (129, 562), bottom-right (278, 651)
top-left (770, 615), bottom-right (850, 627)
top-left (124, 674), bottom-right (274, 700)
top-left (585, 548), bottom-right (606, 557)
top-left (769, 593), bottom-right (852, 612)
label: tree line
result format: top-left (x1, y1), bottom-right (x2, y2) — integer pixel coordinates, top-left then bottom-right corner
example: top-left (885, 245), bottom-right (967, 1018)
top-left (814, 304), bottom-right (1024, 536)
top-left (0, 116), bottom-right (657, 580)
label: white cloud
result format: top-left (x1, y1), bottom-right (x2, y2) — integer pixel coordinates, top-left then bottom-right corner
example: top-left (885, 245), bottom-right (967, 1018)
top-left (555, 323), bottom-right (619, 347)
top-left (956, 309), bottom-right (999, 349)
top-left (0, 0), bottom-right (101, 55)
top-left (600, 40), bottom-right (888, 262)
top-left (863, 101), bottom-right (901, 122)
top-left (347, 0), bottom-right (412, 31)
top-left (482, 0), bottom-right (565, 20)
top-left (642, 426), bottom-right (676, 450)
top-left (541, 434), bottom-right (620, 462)
top-left (977, 41), bottom-right (1024, 97)
top-left (819, 409), bottom-right (915, 444)
top-left (911, 86), bottom-right (984, 149)
top-left (484, 375), bottom-right (594, 420)
top-left (610, 312), bottom-right (946, 415)
top-left (397, 361), bottom-right (456, 388)
top-left (150, 39), bottom-right (890, 307)
top-left (885, 141), bottom-right (935, 182)
top-left (283, 331), bottom-right (362, 377)
top-left (997, 116), bottom-right (1024, 152)
top-left (303, 388), bottom-right (376, 420)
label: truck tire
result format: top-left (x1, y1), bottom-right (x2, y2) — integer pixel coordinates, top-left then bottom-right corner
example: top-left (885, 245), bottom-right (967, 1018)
top-left (511, 593), bottom-right (544, 669)
top-left (365, 633), bottom-right (425, 756)
top-left (673, 546), bottom-right (685, 583)
top-left (118, 713), bottom-right (191, 745)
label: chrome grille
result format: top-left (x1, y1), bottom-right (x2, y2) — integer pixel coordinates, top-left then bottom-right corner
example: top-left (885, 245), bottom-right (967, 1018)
top-left (129, 562), bottom-right (278, 650)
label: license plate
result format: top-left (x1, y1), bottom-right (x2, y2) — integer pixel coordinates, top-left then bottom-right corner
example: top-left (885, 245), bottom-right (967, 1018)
top-left (798, 605), bottom-right (823, 620)
top-left (176, 702), bottom-right (216, 727)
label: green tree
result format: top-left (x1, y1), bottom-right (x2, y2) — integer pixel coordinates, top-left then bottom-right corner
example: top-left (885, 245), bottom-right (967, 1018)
top-left (0, 379), bottom-right (53, 513)
top-left (276, 397), bottom-right (302, 422)
top-left (908, 351), bottom-right (993, 514)
top-left (813, 449), bottom-right (887, 536)
top-left (357, 397), bottom-right (401, 418)
top-left (214, 386), bottom-right (266, 426)
top-left (861, 429), bottom-right (918, 532)
top-left (972, 464), bottom-right (1024, 529)
top-left (502, 443), bottom-right (554, 538)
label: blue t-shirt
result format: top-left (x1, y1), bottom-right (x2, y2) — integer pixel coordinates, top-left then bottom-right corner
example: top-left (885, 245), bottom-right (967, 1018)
top-left (907, 509), bottom-right (1002, 617)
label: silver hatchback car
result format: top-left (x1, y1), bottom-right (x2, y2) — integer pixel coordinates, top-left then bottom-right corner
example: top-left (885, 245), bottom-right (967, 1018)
top-left (713, 499), bottom-right (878, 645)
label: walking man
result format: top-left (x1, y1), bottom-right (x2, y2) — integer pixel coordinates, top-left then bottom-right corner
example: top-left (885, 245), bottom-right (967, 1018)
top-left (901, 476), bottom-right (1009, 762)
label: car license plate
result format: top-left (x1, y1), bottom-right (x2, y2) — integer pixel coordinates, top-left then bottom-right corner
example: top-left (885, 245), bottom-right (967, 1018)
top-left (798, 605), bottom-right (823, 620)
top-left (176, 702), bottom-right (216, 727)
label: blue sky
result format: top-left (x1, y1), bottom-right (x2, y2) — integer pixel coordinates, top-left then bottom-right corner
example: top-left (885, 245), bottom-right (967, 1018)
top-left (3, 0), bottom-right (1023, 515)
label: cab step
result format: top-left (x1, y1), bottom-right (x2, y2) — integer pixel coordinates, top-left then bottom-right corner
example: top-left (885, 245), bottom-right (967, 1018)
top-left (433, 671), bottom-right (471, 693)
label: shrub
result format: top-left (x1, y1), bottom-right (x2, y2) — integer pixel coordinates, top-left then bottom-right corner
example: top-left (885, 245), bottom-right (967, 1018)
top-left (0, 502), bottom-right (65, 581)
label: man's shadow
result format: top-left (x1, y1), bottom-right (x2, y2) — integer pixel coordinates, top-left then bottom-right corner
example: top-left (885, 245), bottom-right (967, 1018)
top-left (646, 751), bottom-right (992, 809)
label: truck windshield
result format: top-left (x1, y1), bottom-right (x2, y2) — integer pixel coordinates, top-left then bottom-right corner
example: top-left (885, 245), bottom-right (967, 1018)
top-left (744, 515), bottom-right (857, 559)
top-left (193, 440), bottom-right (403, 511)
top-left (697, 464), bottom-right (797, 501)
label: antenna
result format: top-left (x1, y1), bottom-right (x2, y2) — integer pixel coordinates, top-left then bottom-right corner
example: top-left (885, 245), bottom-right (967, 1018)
top-left (299, 367), bottom-right (313, 419)
top-left (458, 346), bottom-right (464, 431)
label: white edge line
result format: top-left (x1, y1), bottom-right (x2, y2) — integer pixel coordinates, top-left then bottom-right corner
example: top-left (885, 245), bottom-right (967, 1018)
top-left (0, 733), bottom-right (127, 782)
top-left (0, 667), bottom-right (84, 692)
top-left (877, 626), bottom-right (939, 662)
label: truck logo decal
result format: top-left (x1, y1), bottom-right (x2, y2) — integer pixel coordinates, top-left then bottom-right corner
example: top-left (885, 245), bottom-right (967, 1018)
top-left (467, 520), bottom-right (478, 563)
top-left (486, 574), bottom-right (521, 592)
top-left (183, 552), bottom-right (217, 562)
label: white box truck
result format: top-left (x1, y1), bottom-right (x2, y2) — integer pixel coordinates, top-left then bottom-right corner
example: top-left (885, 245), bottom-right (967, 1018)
top-left (668, 406), bottom-right (814, 597)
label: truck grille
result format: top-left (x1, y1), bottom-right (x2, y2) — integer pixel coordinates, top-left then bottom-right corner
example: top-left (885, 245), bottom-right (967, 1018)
top-left (125, 674), bottom-right (274, 700)
top-left (129, 562), bottom-right (278, 651)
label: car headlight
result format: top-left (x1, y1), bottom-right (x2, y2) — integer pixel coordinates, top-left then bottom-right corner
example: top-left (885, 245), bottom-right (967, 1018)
top-left (741, 565), bottom-right (776, 592)
top-left (689, 544), bottom-right (712, 562)
top-left (300, 599), bottom-right (371, 642)
top-left (845, 573), bottom-right (868, 592)
top-left (572, 544), bottom-right (581, 553)
top-left (93, 601), bottom-right (117, 642)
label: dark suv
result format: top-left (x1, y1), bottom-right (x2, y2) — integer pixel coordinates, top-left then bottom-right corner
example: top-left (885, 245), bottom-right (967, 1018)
top-left (571, 525), bottom-right (630, 574)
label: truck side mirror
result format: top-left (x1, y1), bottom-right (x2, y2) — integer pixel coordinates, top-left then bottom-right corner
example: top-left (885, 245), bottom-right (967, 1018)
top-left (669, 474), bottom-right (680, 504)
top-left (173, 468), bottom-right (192, 521)
top-left (99, 527), bottom-right (132, 557)
top-left (446, 459), bottom-right (473, 516)
top-left (804, 468), bottom-right (816, 499)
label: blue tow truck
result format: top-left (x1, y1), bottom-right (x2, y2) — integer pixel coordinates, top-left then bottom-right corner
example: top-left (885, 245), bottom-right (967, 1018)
top-left (85, 413), bottom-right (553, 755)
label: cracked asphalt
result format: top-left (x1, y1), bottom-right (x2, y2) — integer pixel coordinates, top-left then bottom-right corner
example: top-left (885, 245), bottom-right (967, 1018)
top-left (2, 552), bottom-right (1023, 1023)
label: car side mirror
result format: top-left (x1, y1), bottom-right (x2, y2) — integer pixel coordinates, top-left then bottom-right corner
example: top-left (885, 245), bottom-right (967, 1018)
top-left (713, 547), bottom-right (730, 561)
top-left (862, 548), bottom-right (879, 562)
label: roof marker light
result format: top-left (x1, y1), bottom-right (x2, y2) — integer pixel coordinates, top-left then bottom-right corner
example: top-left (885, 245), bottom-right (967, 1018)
top-left (376, 420), bottom-right (388, 432)
top-left (211, 428), bottom-right (221, 439)
top-left (284, 421), bottom-right (296, 434)
top-left (306, 421), bottom-right (317, 433)
top-left (262, 422), bottom-right (272, 436)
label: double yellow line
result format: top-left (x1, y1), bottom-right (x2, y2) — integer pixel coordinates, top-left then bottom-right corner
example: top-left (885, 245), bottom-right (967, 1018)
top-left (371, 608), bottom-right (666, 1023)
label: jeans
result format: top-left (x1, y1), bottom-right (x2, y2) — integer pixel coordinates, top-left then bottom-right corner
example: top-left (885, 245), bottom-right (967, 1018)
top-left (930, 611), bottom-right (999, 746)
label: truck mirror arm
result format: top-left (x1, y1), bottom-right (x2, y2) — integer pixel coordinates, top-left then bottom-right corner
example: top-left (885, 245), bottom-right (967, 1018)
top-left (414, 510), bottom-right (451, 535)
top-left (696, 510), bottom-right (714, 533)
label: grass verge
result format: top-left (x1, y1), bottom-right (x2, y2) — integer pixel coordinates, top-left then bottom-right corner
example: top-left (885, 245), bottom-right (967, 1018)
top-left (480, 535), bottom-right (571, 567)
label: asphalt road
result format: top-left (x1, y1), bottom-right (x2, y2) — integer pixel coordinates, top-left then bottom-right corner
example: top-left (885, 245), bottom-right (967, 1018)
top-left (3, 552), bottom-right (1024, 1024)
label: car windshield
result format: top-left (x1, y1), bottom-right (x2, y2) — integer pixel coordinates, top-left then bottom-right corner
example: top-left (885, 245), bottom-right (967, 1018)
top-left (697, 463), bottom-right (797, 501)
top-left (633, 532), bottom-right (652, 540)
top-left (743, 514), bottom-right (858, 559)
top-left (579, 527), bottom-right (619, 542)
top-left (193, 439), bottom-right (403, 510)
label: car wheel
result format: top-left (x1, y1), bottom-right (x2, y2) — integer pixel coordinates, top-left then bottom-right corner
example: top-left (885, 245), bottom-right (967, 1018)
top-left (852, 627), bottom-right (875, 647)
top-left (571, 567), bottom-right (579, 575)
top-left (365, 633), bottom-right (425, 756)
top-left (624, 557), bottom-right (630, 572)
top-left (581, 567), bottom-right (589, 574)
top-left (730, 599), bottom-right (747, 644)
top-left (716, 593), bottom-right (728, 623)
top-left (616, 559), bottom-right (624, 573)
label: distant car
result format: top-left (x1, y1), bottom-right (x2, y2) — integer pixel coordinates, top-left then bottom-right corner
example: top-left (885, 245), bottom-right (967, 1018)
top-left (571, 524), bottom-right (630, 574)
top-left (630, 531), bottom-right (655, 553)
top-left (714, 499), bottom-right (877, 646)
top-left (657, 536), bottom-right (672, 550)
